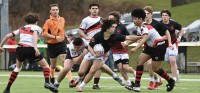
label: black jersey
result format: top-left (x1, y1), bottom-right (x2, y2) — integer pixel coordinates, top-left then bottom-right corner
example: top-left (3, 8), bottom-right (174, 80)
top-left (150, 19), bottom-right (167, 36)
top-left (89, 31), bottom-right (126, 53)
top-left (160, 20), bottom-right (182, 44)
top-left (111, 24), bottom-right (129, 53)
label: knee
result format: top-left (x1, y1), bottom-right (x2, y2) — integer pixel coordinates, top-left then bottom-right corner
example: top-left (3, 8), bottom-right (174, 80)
top-left (50, 65), bottom-right (57, 69)
top-left (78, 70), bottom-right (85, 77)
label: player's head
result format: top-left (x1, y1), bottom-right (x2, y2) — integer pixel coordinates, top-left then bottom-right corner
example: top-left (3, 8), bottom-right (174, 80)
top-left (24, 12), bottom-right (39, 24)
top-left (50, 4), bottom-right (59, 17)
top-left (143, 6), bottom-right (153, 21)
top-left (89, 3), bottom-right (99, 16)
top-left (131, 8), bottom-right (146, 26)
top-left (73, 37), bottom-right (84, 51)
top-left (160, 9), bottom-right (171, 22)
top-left (108, 11), bottom-right (121, 23)
top-left (101, 18), bottom-right (117, 34)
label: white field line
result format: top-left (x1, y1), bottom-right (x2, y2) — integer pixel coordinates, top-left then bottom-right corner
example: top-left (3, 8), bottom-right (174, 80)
top-left (0, 74), bottom-right (200, 81)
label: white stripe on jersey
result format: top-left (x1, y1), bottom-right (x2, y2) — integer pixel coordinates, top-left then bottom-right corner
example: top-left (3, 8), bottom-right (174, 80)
top-left (13, 24), bottom-right (42, 47)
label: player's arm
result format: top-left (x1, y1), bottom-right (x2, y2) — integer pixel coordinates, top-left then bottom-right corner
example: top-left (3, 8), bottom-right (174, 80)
top-left (0, 32), bottom-right (15, 53)
top-left (79, 29), bottom-right (90, 40)
top-left (165, 30), bottom-right (173, 49)
top-left (33, 31), bottom-right (40, 56)
top-left (42, 21), bottom-right (56, 39)
top-left (177, 28), bottom-right (185, 43)
top-left (129, 34), bottom-right (148, 54)
top-left (125, 35), bottom-right (142, 42)
top-left (72, 49), bottom-right (88, 64)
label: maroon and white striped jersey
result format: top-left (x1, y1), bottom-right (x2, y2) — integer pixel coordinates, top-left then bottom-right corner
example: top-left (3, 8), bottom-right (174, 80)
top-left (137, 24), bottom-right (165, 47)
top-left (79, 16), bottom-right (102, 38)
top-left (13, 24), bottom-right (42, 47)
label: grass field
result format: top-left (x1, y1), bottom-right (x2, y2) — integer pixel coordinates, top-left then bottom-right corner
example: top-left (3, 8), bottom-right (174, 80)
top-left (0, 71), bottom-right (200, 93)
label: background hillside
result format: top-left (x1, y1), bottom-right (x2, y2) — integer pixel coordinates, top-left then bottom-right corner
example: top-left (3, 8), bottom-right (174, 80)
top-left (8, 0), bottom-right (200, 30)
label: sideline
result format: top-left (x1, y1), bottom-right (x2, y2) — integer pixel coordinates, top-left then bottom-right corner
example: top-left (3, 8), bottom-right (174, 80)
top-left (1, 74), bottom-right (200, 81)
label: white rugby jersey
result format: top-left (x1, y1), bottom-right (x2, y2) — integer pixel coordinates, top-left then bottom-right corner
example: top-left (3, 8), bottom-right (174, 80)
top-left (137, 24), bottom-right (164, 47)
top-left (67, 38), bottom-right (89, 58)
top-left (13, 24), bottom-right (42, 47)
top-left (79, 16), bottom-right (102, 38)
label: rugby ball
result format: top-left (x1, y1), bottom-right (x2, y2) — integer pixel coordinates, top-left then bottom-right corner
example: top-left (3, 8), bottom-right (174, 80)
top-left (93, 44), bottom-right (104, 56)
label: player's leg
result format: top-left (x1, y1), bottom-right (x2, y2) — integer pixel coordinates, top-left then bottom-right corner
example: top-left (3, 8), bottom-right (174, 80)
top-left (70, 59), bottom-right (92, 88)
top-left (55, 59), bottom-right (74, 88)
top-left (37, 58), bottom-right (58, 92)
top-left (93, 69), bottom-right (101, 89)
top-left (117, 62), bottom-right (130, 86)
top-left (146, 59), bottom-right (155, 90)
top-left (77, 59), bottom-right (103, 92)
top-left (49, 57), bottom-right (57, 83)
top-left (3, 60), bottom-right (23, 93)
top-left (168, 44), bottom-right (179, 82)
top-left (152, 61), bottom-right (175, 92)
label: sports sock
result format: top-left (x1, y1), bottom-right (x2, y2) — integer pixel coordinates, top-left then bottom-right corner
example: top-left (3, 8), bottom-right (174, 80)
top-left (135, 65), bottom-right (143, 85)
top-left (94, 77), bottom-right (100, 85)
top-left (155, 68), bottom-right (173, 83)
top-left (6, 71), bottom-right (19, 91)
top-left (43, 67), bottom-right (50, 83)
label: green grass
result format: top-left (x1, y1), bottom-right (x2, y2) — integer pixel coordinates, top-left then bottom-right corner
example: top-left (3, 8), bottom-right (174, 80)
top-left (0, 71), bottom-right (200, 93)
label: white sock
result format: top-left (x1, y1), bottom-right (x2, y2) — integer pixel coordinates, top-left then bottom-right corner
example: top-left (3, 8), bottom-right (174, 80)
top-left (173, 77), bottom-right (177, 81)
top-left (156, 78), bottom-right (160, 83)
top-left (127, 79), bottom-right (131, 86)
top-left (112, 73), bottom-right (118, 78)
top-left (54, 79), bottom-right (58, 84)
top-left (150, 77), bottom-right (154, 82)
top-left (79, 82), bottom-right (86, 88)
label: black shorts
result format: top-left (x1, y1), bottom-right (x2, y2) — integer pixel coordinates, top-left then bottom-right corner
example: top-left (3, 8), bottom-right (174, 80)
top-left (47, 41), bottom-right (67, 58)
top-left (16, 47), bottom-right (43, 63)
top-left (66, 48), bottom-right (72, 59)
top-left (143, 44), bottom-right (166, 61)
top-left (115, 59), bottom-right (129, 65)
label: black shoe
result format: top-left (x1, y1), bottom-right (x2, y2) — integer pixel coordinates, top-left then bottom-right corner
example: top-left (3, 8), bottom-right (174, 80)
top-left (132, 83), bottom-right (140, 92)
top-left (3, 89), bottom-right (10, 93)
top-left (69, 79), bottom-right (79, 88)
top-left (93, 85), bottom-right (101, 89)
top-left (166, 79), bottom-right (175, 92)
top-left (44, 83), bottom-right (58, 92)
top-left (125, 81), bottom-right (134, 90)
top-left (54, 83), bottom-right (60, 88)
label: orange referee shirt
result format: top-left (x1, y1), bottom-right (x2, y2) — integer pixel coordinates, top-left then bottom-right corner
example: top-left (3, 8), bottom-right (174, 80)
top-left (42, 15), bottom-right (66, 44)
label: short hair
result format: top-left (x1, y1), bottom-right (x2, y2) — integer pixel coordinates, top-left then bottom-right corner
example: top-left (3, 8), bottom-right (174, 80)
top-left (89, 3), bottom-right (99, 9)
top-left (108, 11), bottom-right (121, 22)
top-left (160, 9), bottom-right (171, 17)
top-left (143, 6), bottom-right (153, 14)
top-left (50, 4), bottom-right (59, 10)
top-left (73, 37), bottom-right (83, 46)
top-left (24, 12), bottom-right (39, 24)
top-left (131, 8), bottom-right (146, 21)
top-left (101, 18), bottom-right (117, 32)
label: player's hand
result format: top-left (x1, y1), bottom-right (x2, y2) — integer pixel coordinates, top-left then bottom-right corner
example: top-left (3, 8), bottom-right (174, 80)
top-left (121, 41), bottom-right (128, 48)
top-left (129, 47), bottom-right (137, 54)
top-left (55, 36), bottom-right (63, 42)
top-left (82, 49), bottom-right (88, 55)
top-left (168, 43), bottom-right (174, 50)
top-left (0, 47), bottom-right (4, 53)
top-left (177, 37), bottom-right (181, 43)
top-left (34, 47), bottom-right (40, 56)
top-left (66, 37), bottom-right (71, 43)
